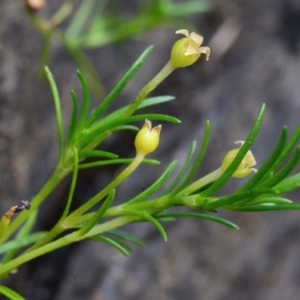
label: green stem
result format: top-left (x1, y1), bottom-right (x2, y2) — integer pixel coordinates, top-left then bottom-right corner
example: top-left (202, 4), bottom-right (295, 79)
top-left (0, 190), bottom-right (180, 276)
top-left (0, 191), bottom-right (177, 277)
top-left (122, 61), bottom-right (175, 118)
top-left (50, 2), bottom-right (73, 26)
top-left (178, 168), bottom-right (224, 196)
top-left (0, 216), bottom-right (135, 278)
top-left (0, 165), bottom-right (70, 245)
top-left (65, 154), bottom-right (145, 223)
top-left (23, 153), bottom-right (147, 251)
top-left (23, 149), bottom-right (79, 252)
top-left (75, 193), bottom-right (179, 226)
top-left (24, 6), bottom-right (104, 97)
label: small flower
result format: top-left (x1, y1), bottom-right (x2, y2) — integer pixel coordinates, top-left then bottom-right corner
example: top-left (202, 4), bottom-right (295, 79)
top-left (134, 120), bottom-right (161, 156)
top-left (221, 141), bottom-right (257, 178)
top-left (170, 29), bottom-right (211, 68)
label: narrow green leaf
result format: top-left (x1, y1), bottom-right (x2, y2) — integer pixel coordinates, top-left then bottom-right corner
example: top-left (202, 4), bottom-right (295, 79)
top-left (202, 104), bottom-right (266, 197)
top-left (273, 173), bottom-right (300, 194)
top-left (98, 96), bottom-right (175, 127)
top-left (138, 96), bottom-right (175, 108)
top-left (17, 209), bottom-right (38, 237)
top-left (127, 160), bottom-right (177, 204)
top-left (245, 197), bottom-right (292, 206)
top-left (79, 158), bottom-right (160, 170)
top-left (273, 124), bottom-right (300, 170)
top-left (1, 210), bottom-right (38, 264)
top-left (0, 232), bottom-right (46, 255)
top-left (122, 209), bottom-right (167, 241)
top-left (78, 150), bottom-right (118, 160)
top-left (238, 127), bottom-right (288, 192)
top-left (257, 147), bottom-right (300, 188)
top-left (39, 34), bottom-right (52, 78)
top-left (0, 285), bottom-right (25, 300)
top-left (79, 114), bottom-right (180, 148)
top-left (155, 212), bottom-right (239, 230)
top-left (111, 125), bottom-right (139, 132)
top-left (66, 90), bottom-right (78, 146)
top-left (201, 188), bottom-right (275, 210)
top-left (62, 147), bottom-right (79, 218)
top-left (162, 141), bottom-right (197, 195)
top-left (75, 71), bottom-right (90, 135)
top-left (102, 234), bottom-right (133, 252)
top-left (105, 229), bottom-right (144, 247)
top-left (174, 121), bottom-right (211, 193)
top-left (65, 0), bottom-right (97, 42)
top-left (79, 190), bottom-right (115, 236)
top-left (91, 235), bottom-right (130, 257)
top-left (44, 66), bottom-right (64, 162)
top-left (85, 46), bottom-right (154, 127)
top-left (229, 204), bottom-right (300, 212)
top-left (165, 1), bottom-right (211, 17)
top-left (90, 114), bottom-right (181, 134)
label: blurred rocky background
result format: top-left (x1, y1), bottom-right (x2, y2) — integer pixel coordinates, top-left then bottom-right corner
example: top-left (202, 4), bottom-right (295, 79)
top-left (1, 0), bottom-right (300, 299)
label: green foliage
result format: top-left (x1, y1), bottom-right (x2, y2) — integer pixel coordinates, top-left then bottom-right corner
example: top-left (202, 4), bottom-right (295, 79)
top-left (2, 10), bottom-right (300, 298)
top-left (0, 285), bottom-right (25, 300)
top-left (24, 0), bottom-right (210, 96)
top-left (2, 54), bottom-right (300, 279)
top-left (66, 0), bottom-right (210, 48)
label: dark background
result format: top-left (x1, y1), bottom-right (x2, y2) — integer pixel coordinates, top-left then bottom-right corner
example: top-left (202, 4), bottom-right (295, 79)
top-left (1, 0), bottom-right (300, 299)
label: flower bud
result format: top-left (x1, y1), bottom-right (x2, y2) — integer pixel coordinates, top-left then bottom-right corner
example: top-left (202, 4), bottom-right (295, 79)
top-left (27, 0), bottom-right (46, 11)
top-left (134, 120), bottom-right (161, 156)
top-left (170, 29), bottom-right (210, 68)
top-left (221, 141), bottom-right (257, 178)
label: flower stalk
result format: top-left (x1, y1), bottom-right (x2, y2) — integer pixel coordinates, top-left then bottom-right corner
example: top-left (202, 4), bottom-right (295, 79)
top-left (65, 120), bottom-right (162, 222)
top-left (122, 30), bottom-right (210, 118)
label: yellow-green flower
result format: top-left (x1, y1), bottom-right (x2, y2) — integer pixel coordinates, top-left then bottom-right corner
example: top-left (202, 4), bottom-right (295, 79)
top-left (170, 29), bottom-right (210, 68)
top-left (221, 141), bottom-right (257, 178)
top-left (134, 120), bottom-right (161, 157)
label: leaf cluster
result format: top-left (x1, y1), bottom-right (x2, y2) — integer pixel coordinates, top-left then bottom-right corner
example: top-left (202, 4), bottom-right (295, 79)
top-left (1, 36), bottom-right (300, 293)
